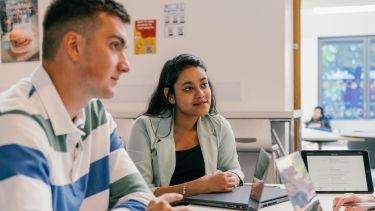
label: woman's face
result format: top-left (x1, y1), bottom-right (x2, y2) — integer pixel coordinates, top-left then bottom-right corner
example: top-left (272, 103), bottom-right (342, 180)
top-left (169, 66), bottom-right (211, 118)
top-left (312, 108), bottom-right (322, 120)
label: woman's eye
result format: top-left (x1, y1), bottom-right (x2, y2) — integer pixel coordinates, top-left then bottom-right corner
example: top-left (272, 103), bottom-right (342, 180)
top-left (201, 82), bottom-right (209, 88)
top-left (183, 87), bottom-right (193, 91)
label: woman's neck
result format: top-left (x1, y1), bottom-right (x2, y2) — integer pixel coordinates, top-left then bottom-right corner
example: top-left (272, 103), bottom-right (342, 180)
top-left (174, 112), bottom-right (198, 131)
top-left (173, 112), bottom-right (200, 151)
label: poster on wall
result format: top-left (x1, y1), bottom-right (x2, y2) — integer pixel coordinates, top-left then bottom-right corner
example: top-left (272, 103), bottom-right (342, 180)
top-left (134, 19), bottom-right (156, 55)
top-left (164, 3), bottom-right (185, 38)
top-left (0, 0), bottom-right (39, 63)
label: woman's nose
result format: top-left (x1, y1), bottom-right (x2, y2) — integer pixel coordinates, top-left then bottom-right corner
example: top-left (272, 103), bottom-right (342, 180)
top-left (195, 87), bottom-right (204, 98)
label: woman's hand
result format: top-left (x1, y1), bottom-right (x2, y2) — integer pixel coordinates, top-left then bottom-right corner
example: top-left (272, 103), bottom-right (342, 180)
top-left (154, 171), bottom-right (241, 197)
top-left (198, 170), bottom-right (238, 193)
top-left (332, 193), bottom-right (366, 211)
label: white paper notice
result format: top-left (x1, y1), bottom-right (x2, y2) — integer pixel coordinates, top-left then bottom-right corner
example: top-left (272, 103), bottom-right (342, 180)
top-left (164, 3), bottom-right (185, 38)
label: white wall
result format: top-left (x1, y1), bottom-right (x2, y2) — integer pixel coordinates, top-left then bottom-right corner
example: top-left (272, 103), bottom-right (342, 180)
top-left (108, 0), bottom-right (295, 115)
top-left (0, 0), bottom-right (294, 116)
top-left (301, 7), bottom-right (375, 120)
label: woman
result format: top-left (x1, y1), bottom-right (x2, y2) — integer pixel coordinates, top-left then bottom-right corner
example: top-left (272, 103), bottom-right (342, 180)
top-left (127, 54), bottom-right (244, 197)
top-left (305, 106), bottom-right (331, 131)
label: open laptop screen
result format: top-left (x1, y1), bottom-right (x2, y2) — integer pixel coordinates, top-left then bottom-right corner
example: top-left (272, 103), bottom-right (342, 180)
top-left (247, 148), bottom-right (270, 210)
top-left (301, 150), bottom-right (373, 193)
top-left (247, 177), bottom-right (264, 211)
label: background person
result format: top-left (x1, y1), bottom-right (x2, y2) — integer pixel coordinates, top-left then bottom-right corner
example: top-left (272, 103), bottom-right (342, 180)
top-left (305, 106), bottom-right (331, 131)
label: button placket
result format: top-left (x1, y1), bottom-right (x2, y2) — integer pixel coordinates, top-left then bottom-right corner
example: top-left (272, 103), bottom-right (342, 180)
top-left (69, 132), bottom-right (84, 197)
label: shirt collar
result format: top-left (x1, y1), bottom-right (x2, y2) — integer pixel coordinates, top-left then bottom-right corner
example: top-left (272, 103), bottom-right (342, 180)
top-left (30, 65), bottom-right (85, 136)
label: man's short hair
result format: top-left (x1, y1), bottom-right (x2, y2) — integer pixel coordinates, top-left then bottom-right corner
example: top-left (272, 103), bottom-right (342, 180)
top-left (42, 0), bottom-right (131, 61)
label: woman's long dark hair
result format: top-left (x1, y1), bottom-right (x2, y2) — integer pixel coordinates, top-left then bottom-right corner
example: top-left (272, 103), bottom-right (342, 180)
top-left (144, 54), bottom-right (217, 116)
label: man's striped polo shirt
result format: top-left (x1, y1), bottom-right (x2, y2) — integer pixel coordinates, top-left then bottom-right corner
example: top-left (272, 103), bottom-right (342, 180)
top-left (0, 66), bottom-right (153, 210)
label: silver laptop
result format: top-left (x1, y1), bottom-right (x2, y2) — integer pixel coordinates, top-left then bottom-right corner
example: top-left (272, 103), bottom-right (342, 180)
top-left (275, 152), bottom-right (323, 211)
top-left (186, 148), bottom-right (288, 210)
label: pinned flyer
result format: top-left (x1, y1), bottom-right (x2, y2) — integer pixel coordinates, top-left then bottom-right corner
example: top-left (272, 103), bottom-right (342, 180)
top-left (164, 3), bottom-right (185, 38)
top-left (134, 19), bottom-right (156, 55)
top-left (1, 0), bottom-right (40, 63)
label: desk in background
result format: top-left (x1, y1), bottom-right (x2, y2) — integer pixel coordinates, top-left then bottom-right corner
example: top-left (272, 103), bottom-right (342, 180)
top-left (340, 131), bottom-right (375, 139)
top-left (301, 128), bottom-right (364, 150)
top-left (302, 128), bottom-right (375, 170)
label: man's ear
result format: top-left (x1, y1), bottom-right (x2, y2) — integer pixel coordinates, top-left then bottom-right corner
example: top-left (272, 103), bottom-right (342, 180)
top-left (163, 88), bottom-right (175, 104)
top-left (62, 32), bottom-right (83, 62)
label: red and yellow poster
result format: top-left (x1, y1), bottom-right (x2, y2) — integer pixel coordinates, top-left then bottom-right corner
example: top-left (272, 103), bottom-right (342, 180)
top-left (134, 19), bottom-right (156, 55)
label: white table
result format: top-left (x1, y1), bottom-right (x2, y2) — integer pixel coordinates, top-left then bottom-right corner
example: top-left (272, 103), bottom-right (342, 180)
top-left (302, 128), bottom-right (364, 149)
top-left (340, 131), bottom-right (375, 139)
top-left (188, 192), bottom-right (368, 211)
top-left (302, 128), bottom-right (364, 142)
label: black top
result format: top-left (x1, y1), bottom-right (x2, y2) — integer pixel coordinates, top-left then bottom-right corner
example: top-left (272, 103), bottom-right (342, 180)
top-left (169, 145), bottom-right (205, 186)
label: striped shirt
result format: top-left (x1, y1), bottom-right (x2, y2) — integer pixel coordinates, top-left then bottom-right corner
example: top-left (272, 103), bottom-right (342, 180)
top-left (0, 65), bottom-right (153, 211)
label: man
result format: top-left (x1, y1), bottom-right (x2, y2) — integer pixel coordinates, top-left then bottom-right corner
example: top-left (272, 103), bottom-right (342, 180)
top-left (0, 0), bottom-right (188, 210)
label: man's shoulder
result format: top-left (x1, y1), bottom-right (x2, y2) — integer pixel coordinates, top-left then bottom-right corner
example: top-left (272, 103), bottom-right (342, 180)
top-left (0, 80), bottom-right (51, 151)
top-left (0, 78), bottom-right (42, 115)
top-left (83, 99), bottom-right (114, 130)
top-left (86, 99), bottom-right (107, 116)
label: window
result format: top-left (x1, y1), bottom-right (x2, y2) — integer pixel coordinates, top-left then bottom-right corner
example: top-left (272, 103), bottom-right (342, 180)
top-left (369, 38), bottom-right (375, 118)
top-left (319, 36), bottom-right (375, 119)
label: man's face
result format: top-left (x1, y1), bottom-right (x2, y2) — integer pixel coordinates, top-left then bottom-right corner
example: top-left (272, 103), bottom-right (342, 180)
top-left (79, 13), bottom-right (130, 99)
top-left (170, 66), bottom-right (212, 118)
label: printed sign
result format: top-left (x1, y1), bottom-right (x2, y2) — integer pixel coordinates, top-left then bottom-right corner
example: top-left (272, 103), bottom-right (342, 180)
top-left (134, 19), bottom-right (156, 55)
top-left (0, 0), bottom-right (39, 63)
top-left (164, 3), bottom-right (185, 38)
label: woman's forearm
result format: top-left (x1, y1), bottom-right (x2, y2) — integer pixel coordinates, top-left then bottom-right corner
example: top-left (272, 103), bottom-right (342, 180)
top-left (153, 177), bottom-right (209, 197)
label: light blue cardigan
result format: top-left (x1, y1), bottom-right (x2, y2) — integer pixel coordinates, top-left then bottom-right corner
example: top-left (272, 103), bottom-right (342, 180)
top-left (127, 113), bottom-right (244, 192)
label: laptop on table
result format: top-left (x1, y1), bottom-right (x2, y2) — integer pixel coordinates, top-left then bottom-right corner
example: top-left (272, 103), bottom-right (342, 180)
top-left (186, 148), bottom-right (288, 210)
